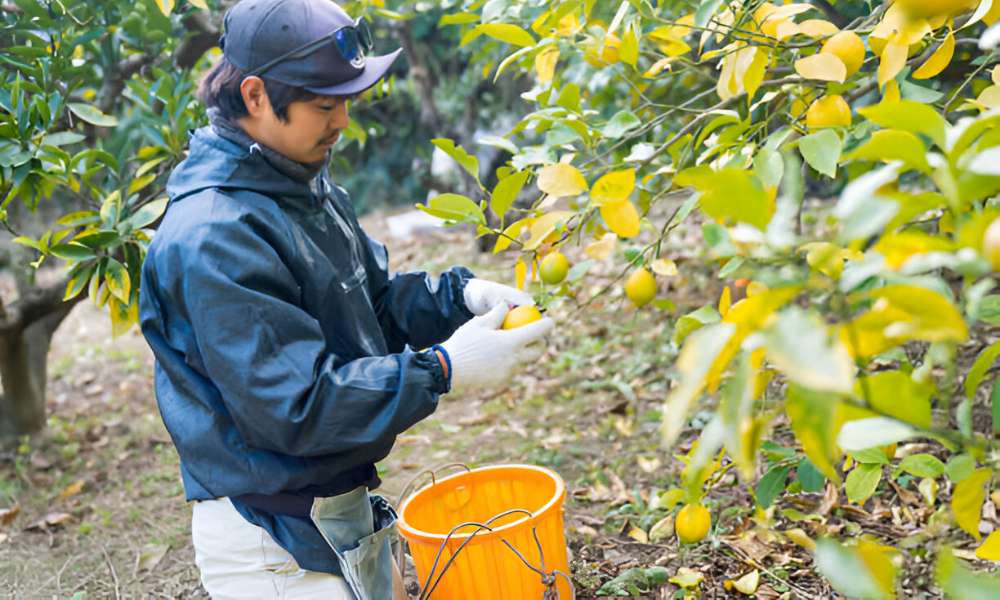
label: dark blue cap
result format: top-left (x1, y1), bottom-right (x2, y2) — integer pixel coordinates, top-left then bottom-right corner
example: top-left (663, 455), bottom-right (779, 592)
top-left (220, 0), bottom-right (403, 96)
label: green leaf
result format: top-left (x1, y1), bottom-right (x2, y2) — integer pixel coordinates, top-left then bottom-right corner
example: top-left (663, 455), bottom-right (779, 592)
top-left (797, 458), bottom-right (826, 493)
top-left (124, 197), bottom-right (169, 230)
top-left (676, 167), bottom-right (774, 230)
top-left (49, 242), bottom-right (96, 261)
top-left (475, 23), bottom-right (536, 47)
top-left (785, 385), bottom-right (841, 483)
top-left (978, 295), bottom-right (1000, 324)
top-left (945, 454), bottom-right (976, 483)
top-left (602, 110), bottom-right (642, 139)
top-left (753, 148), bottom-right (784, 188)
top-left (799, 130), bottom-right (842, 178)
top-left (105, 258), bottom-right (131, 304)
top-left (57, 210), bottom-right (100, 228)
top-left (417, 193), bottom-right (485, 224)
top-left (952, 468), bottom-right (991, 539)
top-left (68, 103), bottom-right (118, 127)
top-left (844, 129), bottom-right (930, 173)
top-left (857, 100), bottom-right (946, 148)
top-left (477, 134), bottom-right (518, 155)
top-left (439, 12), bottom-right (480, 26)
top-left (899, 454), bottom-right (945, 478)
top-left (845, 463), bottom-right (882, 504)
top-left (852, 448), bottom-right (890, 465)
top-left (965, 339), bottom-right (1000, 399)
top-left (764, 307), bottom-right (854, 394)
top-left (490, 170), bottom-right (530, 219)
top-left (672, 305), bottom-right (721, 345)
top-left (662, 322), bottom-right (736, 446)
top-left (756, 465), bottom-right (791, 508)
top-left (39, 131), bottom-right (86, 147)
top-left (431, 138), bottom-right (480, 183)
top-left (815, 539), bottom-right (895, 600)
top-left (64, 262), bottom-right (96, 301)
top-left (838, 417), bottom-right (916, 451)
top-left (936, 548), bottom-right (1000, 600)
top-left (992, 379), bottom-right (1000, 435)
top-left (12, 236), bottom-right (43, 252)
top-left (859, 371), bottom-right (932, 428)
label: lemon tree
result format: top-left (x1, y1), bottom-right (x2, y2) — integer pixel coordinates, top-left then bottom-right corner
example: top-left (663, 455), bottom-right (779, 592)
top-left (422, 0), bottom-right (1000, 595)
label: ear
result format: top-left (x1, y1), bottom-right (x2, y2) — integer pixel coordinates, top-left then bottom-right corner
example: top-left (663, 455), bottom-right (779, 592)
top-left (239, 76), bottom-right (271, 117)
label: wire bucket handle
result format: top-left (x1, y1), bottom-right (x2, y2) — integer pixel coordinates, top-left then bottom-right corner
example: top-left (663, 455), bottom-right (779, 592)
top-left (415, 508), bottom-right (575, 600)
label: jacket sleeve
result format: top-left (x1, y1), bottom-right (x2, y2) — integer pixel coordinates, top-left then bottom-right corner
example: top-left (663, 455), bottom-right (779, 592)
top-left (362, 234), bottom-right (476, 352)
top-left (177, 216), bottom-right (449, 458)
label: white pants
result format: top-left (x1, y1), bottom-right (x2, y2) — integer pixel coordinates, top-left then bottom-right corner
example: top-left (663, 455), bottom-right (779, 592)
top-left (192, 497), bottom-right (354, 599)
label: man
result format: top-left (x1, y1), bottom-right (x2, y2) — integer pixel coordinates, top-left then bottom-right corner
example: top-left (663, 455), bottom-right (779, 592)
top-left (137, 0), bottom-right (553, 598)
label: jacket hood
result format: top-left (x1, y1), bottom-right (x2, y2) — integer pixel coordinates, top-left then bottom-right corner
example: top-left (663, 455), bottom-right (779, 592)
top-left (166, 121), bottom-right (323, 207)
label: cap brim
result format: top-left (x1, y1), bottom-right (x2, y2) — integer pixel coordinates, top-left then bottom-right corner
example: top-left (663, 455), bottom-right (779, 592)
top-left (305, 48), bottom-right (404, 96)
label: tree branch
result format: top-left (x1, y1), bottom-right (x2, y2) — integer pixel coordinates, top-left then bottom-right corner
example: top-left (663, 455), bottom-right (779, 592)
top-left (0, 278), bottom-right (84, 336)
top-left (174, 11), bottom-right (220, 70)
top-left (97, 54), bottom-right (156, 115)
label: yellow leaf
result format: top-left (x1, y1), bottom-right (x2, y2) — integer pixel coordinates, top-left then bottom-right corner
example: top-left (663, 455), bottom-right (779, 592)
top-left (650, 258), bottom-right (678, 276)
top-left (669, 567), bottom-right (705, 590)
top-left (627, 526), bottom-right (648, 543)
top-left (872, 231), bottom-right (954, 270)
top-left (719, 286), bottom-right (732, 318)
top-left (975, 530), bottom-right (1000, 561)
top-left (882, 79), bottom-right (901, 103)
top-left (188, 0), bottom-right (208, 9)
top-left (743, 47), bottom-right (769, 101)
top-left (978, 85), bottom-right (1000, 109)
top-left (858, 540), bottom-right (899, 596)
top-left (57, 480), bottom-right (85, 501)
top-left (798, 19), bottom-right (840, 38)
top-left (643, 57), bottom-right (673, 78)
top-left (537, 163), bottom-right (587, 198)
top-left (733, 570), bottom-right (760, 595)
top-left (109, 296), bottom-right (138, 338)
top-left (952, 468), bottom-right (991, 540)
top-left (154, 0), bottom-right (174, 17)
top-left (600, 200), bottom-right (641, 238)
top-left (994, 65), bottom-right (1000, 85)
top-left (524, 210), bottom-right (573, 250)
top-left (794, 53), bottom-right (847, 83)
top-left (493, 217), bottom-right (530, 254)
top-left (585, 233), bottom-right (617, 260)
top-left (515, 258), bottom-right (527, 291)
top-left (534, 46), bottom-right (559, 85)
top-left (556, 13), bottom-right (581, 37)
top-left (878, 39), bottom-right (908, 87)
top-left (914, 29), bottom-right (955, 79)
top-left (591, 169), bottom-right (635, 205)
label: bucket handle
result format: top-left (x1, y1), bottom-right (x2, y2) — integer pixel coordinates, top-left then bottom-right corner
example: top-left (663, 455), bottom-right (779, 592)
top-left (416, 508), bottom-right (576, 600)
top-left (394, 463), bottom-right (472, 581)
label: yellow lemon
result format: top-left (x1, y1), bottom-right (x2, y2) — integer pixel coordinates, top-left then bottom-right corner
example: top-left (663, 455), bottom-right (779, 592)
top-left (539, 252), bottom-right (570, 285)
top-left (821, 31), bottom-right (866, 78)
top-left (983, 218), bottom-right (1000, 271)
top-left (805, 95), bottom-right (852, 130)
top-left (894, 0), bottom-right (977, 18)
top-left (676, 503), bottom-right (711, 544)
top-left (502, 305), bottom-right (543, 330)
top-left (624, 268), bottom-right (657, 307)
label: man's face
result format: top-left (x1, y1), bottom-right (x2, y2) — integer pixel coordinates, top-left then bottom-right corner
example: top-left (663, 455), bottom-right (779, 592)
top-left (250, 92), bottom-right (351, 164)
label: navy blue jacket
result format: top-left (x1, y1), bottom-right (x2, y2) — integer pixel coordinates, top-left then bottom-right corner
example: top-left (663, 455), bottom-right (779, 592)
top-left (138, 123), bottom-right (473, 574)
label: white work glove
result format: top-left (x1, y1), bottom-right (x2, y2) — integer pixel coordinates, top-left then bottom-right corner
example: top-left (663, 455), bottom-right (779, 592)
top-left (441, 303), bottom-right (553, 390)
top-left (463, 278), bottom-right (534, 316)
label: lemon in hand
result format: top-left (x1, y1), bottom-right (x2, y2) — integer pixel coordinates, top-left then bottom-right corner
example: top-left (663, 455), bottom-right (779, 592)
top-left (502, 305), bottom-right (543, 330)
top-left (676, 503), bottom-right (711, 544)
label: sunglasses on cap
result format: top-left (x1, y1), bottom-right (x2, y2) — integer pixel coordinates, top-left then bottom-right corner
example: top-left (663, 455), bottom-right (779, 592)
top-left (245, 17), bottom-right (374, 78)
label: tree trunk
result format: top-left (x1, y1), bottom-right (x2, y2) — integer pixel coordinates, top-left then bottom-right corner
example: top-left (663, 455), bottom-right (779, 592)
top-left (0, 280), bottom-right (81, 439)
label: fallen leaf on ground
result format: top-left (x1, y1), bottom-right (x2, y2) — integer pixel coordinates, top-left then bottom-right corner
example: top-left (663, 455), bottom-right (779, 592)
top-left (57, 480), bottom-right (85, 502)
top-left (0, 505), bottom-right (20, 526)
top-left (669, 567), bottom-right (704, 589)
top-left (26, 512), bottom-right (72, 531)
top-left (135, 544), bottom-right (170, 572)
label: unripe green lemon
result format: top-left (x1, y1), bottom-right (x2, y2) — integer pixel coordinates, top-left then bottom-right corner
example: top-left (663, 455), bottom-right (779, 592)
top-left (539, 252), bottom-right (570, 285)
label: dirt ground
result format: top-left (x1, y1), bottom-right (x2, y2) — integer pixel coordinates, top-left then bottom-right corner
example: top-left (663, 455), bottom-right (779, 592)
top-left (1, 201), bottom-right (998, 599)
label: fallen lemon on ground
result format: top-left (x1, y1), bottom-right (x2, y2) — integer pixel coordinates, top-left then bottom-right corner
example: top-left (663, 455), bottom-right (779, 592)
top-left (676, 503), bottom-right (711, 543)
top-left (502, 305), bottom-right (543, 330)
top-left (806, 94), bottom-right (851, 130)
top-left (539, 252), bottom-right (570, 284)
top-left (624, 268), bottom-right (657, 307)
top-left (821, 31), bottom-right (865, 78)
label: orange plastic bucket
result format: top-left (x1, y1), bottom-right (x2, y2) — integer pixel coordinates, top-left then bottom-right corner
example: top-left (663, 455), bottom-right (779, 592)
top-left (397, 464), bottom-right (571, 599)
